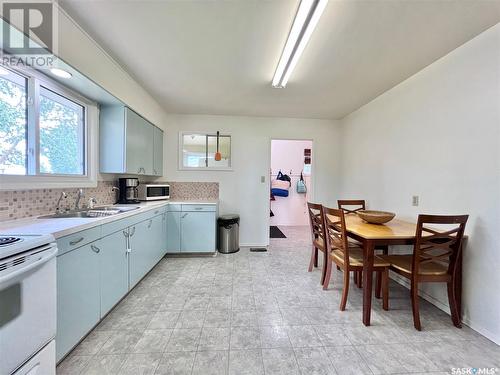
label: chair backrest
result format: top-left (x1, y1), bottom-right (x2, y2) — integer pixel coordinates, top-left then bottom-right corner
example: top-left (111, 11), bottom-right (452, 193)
top-left (322, 206), bottom-right (351, 266)
top-left (337, 199), bottom-right (366, 214)
top-left (307, 202), bottom-right (325, 244)
top-left (412, 214), bottom-right (468, 276)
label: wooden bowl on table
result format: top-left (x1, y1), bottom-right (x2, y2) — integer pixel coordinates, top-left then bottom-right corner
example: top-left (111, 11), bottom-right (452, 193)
top-left (357, 210), bottom-right (396, 224)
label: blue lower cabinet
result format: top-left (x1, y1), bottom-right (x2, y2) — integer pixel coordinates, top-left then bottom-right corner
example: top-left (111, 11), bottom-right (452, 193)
top-left (181, 211), bottom-right (216, 253)
top-left (128, 215), bottom-right (164, 288)
top-left (99, 230), bottom-right (129, 317)
top-left (166, 211), bottom-right (181, 253)
top-left (56, 242), bottom-right (100, 361)
top-left (128, 220), bottom-right (150, 288)
top-left (151, 214), bottom-right (165, 263)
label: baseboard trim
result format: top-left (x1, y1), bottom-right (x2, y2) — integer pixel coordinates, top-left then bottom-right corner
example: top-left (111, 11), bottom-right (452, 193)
top-left (240, 243), bottom-right (269, 248)
top-left (390, 274), bottom-right (500, 345)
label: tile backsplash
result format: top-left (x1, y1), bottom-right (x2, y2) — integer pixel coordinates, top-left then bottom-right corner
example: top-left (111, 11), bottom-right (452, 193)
top-left (0, 181), bottom-right (117, 222)
top-left (168, 182), bottom-right (219, 201)
top-left (0, 181), bottom-right (219, 222)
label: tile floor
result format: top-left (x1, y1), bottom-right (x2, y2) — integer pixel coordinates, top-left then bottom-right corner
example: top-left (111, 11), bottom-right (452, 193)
top-left (57, 226), bottom-right (499, 375)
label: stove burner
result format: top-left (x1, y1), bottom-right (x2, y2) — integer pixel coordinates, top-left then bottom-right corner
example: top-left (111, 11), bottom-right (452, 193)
top-left (0, 236), bottom-right (22, 246)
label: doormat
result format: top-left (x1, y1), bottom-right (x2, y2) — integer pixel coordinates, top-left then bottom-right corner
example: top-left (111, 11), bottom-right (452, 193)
top-left (250, 247), bottom-right (268, 252)
top-left (270, 226), bottom-right (287, 238)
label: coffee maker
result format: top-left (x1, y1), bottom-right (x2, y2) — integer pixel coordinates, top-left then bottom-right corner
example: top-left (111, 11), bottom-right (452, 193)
top-left (117, 178), bottom-right (140, 204)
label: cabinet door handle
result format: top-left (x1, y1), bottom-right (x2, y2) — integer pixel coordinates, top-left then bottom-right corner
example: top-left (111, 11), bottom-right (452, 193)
top-left (91, 245), bottom-right (100, 253)
top-left (129, 226), bottom-right (136, 237)
top-left (148, 219), bottom-right (153, 228)
top-left (123, 230), bottom-right (129, 238)
top-left (194, 207), bottom-right (203, 210)
top-left (69, 237), bottom-right (84, 246)
top-left (181, 213), bottom-right (188, 218)
top-left (154, 210), bottom-right (159, 214)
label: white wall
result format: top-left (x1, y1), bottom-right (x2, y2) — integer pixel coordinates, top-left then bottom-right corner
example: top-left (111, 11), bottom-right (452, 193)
top-left (164, 114), bottom-right (340, 246)
top-left (338, 25), bottom-right (500, 343)
top-left (270, 140), bottom-right (312, 226)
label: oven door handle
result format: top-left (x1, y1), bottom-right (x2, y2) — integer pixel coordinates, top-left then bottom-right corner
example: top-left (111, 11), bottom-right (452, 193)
top-left (0, 246), bottom-right (57, 290)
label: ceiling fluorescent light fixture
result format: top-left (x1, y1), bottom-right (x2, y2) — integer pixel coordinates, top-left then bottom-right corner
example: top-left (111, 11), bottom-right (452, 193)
top-left (50, 68), bottom-right (72, 79)
top-left (272, 0), bottom-right (327, 88)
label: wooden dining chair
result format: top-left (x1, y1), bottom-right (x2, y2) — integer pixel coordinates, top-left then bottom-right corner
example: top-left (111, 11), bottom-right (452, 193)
top-left (337, 199), bottom-right (366, 214)
top-left (307, 202), bottom-right (328, 285)
top-left (379, 214), bottom-right (468, 330)
top-left (322, 206), bottom-right (390, 311)
top-left (337, 199), bottom-right (389, 288)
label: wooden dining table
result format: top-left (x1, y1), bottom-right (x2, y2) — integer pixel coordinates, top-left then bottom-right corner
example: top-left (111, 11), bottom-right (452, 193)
top-left (343, 214), bottom-right (420, 326)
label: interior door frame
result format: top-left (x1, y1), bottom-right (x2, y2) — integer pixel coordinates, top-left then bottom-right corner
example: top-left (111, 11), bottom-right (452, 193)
top-left (267, 137), bottom-right (315, 240)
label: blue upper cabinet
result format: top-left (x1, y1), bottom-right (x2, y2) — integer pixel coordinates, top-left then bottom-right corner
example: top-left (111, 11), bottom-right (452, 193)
top-left (125, 108), bottom-right (154, 175)
top-left (153, 126), bottom-right (164, 176)
top-left (99, 106), bottom-right (162, 176)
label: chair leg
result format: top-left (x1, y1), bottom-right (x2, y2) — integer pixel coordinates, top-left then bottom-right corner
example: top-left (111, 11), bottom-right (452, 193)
top-left (308, 246), bottom-right (316, 272)
top-left (340, 269), bottom-right (350, 311)
top-left (375, 271), bottom-right (381, 299)
top-left (358, 271), bottom-right (363, 288)
top-left (411, 279), bottom-right (421, 330)
top-left (322, 255), bottom-right (332, 289)
top-left (382, 269), bottom-right (389, 311)
top-left (314, 248), bottom-right (318, 268)
top-left (447, 280), bottom-right (462, 328)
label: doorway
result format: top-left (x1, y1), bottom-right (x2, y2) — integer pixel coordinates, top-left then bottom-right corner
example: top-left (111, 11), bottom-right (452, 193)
top-left (269, 139), bottom-right (313, 238)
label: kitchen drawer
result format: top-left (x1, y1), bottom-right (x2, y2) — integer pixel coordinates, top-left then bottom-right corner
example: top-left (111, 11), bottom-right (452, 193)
top-left (181, 204), bottom-right (216, 212)
top-left (101, 207), bottom-right (165, 237)
top-left (167, 204), bottom-right (182, 212)
top-left (57, 226), bottom-right (102, 255)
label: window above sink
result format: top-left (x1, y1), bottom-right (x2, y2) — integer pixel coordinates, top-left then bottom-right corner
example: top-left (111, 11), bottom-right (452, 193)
top-left (0, 64), bottom-right (99, 189)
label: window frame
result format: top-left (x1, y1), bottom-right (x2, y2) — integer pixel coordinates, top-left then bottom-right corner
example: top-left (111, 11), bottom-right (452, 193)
top-left (0, 64), bottom-right (99, 190)
top-left (178, 131), bottom-right (233, 171)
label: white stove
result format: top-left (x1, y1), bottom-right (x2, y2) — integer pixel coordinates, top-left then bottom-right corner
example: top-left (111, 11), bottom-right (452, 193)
top-left (0, 233), bottom-right (55, 259)
top-left (0, 233), bottom-right (57, 375)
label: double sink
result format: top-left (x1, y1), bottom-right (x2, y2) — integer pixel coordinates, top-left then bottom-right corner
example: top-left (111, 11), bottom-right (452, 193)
top-left (39, 205), bottom-right (140, 219)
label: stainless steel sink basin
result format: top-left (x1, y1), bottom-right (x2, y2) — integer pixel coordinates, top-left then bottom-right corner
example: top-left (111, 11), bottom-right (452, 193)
top-left (38, 205), bottom-right (140, 219)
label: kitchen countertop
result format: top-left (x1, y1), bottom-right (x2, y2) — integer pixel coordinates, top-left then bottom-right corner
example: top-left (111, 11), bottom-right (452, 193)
top-left (0, 199), bottom-right (219, 239)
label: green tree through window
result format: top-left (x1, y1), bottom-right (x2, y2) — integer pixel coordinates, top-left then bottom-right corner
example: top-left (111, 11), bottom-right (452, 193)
top-left (0, 72), bottom-right (27, 175)
top-left (0, 67), bottom-right (87, 177)
top-left (40, 87), bottom-right (84, 175)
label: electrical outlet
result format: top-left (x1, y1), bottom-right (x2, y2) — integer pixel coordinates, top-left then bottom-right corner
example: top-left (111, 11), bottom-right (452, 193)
top-left (412, 196), bottom-right (419, 206)
top-left (261, 176), bottom-right (265, 183)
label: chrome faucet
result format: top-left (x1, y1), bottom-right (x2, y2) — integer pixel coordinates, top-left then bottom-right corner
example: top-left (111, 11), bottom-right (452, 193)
top-left (55, 192), bottom-right (67, 213)
top-left (75, 189), bottom-right (85, 210)
top-left (111, 186), bottom-right (120, 204)
top-left (88, 197), bottom-right (97, 209)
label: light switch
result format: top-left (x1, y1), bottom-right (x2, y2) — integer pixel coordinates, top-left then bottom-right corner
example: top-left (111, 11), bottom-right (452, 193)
top-left (412, 196), bottom-right (419, 206)
top-left (261, 176), bottom-right (266, 183)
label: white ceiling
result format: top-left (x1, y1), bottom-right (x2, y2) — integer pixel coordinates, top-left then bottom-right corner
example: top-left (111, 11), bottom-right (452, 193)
top-left (60, 0), bottom-right (500, 119)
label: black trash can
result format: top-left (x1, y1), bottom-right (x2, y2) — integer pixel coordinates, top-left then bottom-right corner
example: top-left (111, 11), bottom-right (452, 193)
top-left (218, 214), bottom-right (240, 254)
